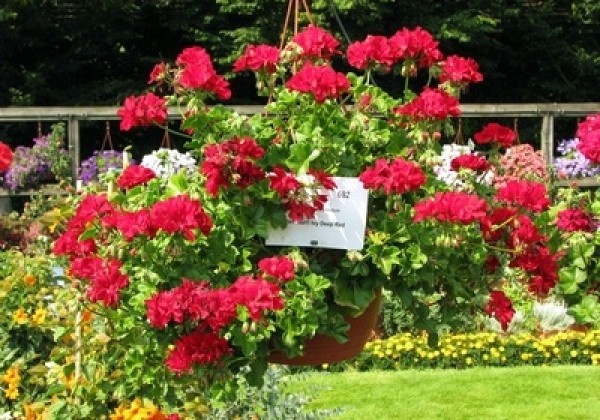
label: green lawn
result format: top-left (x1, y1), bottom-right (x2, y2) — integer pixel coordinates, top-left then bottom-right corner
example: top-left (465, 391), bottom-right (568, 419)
top-left (287, 366), bottom-right (600, 419)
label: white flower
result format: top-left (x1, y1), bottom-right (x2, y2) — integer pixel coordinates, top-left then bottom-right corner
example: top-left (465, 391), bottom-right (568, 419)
top-left (533, 299), bottom-right (575, 333)
top-left (140, 148), bottom-right (197, 179)
top-left (434, 141), bottom-right (493, 190)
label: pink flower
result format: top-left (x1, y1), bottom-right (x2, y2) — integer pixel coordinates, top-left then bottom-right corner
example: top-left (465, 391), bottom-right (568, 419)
top-left (175, 46), bottom-right (232, 100)
top-left (230, 275), bottom-right (284, 321)
top-left (86, 258), bottom-right (129, 307)
top-left (148, 62), bottom-right (167, 84)
top-left (473, 123), bottom-right (516, 148)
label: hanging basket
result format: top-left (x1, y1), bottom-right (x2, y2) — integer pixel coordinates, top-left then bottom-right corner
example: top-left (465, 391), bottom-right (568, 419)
top-left (268, 288), bottom-right (382, 366)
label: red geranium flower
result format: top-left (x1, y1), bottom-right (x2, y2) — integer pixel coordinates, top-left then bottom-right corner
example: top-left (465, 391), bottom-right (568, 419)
top-left (286, 62), bottom-right (350, 103)
top-left (450, 153), bottom-right (490, 172)
top-left (388, 26), bottom-right (443, 68)
top-left (473, 123), bottom-right (516, 148)
top-left (576, 130), bottom-right (600, 164)
top-left (165, 329), bottom-right (232, 374)
top-left (495, 180), bottom-right (550, 212)
top-left (175, 46), bottom-right (232, 100)
top-left (230, 275), bottom-right (285, 321)
top-left (233, 44), bottom-right (280, 73)
top-left (556, 208), bottom-right (595, 232)
top-left (149, 195), bottom-right (213, 241)
top-left (291, 25), bottom-right (341, 60)
top-left (484, 290), bottom-right (515, 331)
top-left (393, 87), bottom-right (461, 122)
top-left (359, 157), bottom-right (426, 195)
top-left (439, 55), bottom-right (483, 85)
top-left (117, 164), bottom-right (157, 190)
top-left (0, 141), bottom-right (13, 172)
top-left (258, 255), bottom-right (296, 282)
top-left (117, 93), bottom-right (168, 131)
top-left (413, 191), bottom-right (489, 225)
top-left (347, 35), bottom-right (395, 70)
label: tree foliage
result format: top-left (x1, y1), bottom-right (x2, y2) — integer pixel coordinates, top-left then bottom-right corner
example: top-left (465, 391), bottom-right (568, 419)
top-left (0, 0), bottom-right (598, 105)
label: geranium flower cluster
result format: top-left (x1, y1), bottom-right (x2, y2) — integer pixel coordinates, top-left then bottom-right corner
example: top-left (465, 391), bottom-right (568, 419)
top-left (575, 113), bottom-right (600, 164)
top-left (0, 140), bottom-right (12, 173)
top-left (53, 172), bottom-right (300, 373)
top-left (56, 25), bottom-right (600, 412)
top-left (493, 144), bottom-right (549, 187)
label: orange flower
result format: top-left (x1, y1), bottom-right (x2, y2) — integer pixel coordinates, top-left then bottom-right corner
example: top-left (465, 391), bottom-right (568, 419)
top-left (24, 273), bottom-right (36, 286)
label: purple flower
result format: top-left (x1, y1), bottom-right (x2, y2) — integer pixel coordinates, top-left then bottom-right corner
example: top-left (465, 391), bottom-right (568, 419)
top-left (553, 138), bottom-right (600, 179)
top-left (78, 150), bottom-right (129, 185)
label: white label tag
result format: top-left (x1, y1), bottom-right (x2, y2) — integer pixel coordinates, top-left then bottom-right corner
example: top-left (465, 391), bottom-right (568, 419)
top-left (266, 177), bottom-right (369, 250)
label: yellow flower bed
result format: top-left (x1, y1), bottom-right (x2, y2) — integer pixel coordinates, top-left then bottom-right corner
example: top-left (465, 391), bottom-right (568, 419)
top-left (336, 330), bottom-right (600, 371)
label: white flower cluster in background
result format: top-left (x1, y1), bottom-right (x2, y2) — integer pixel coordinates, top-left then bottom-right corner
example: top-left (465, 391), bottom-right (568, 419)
top-left (533, 299), bottom-right (575, 333)
top-left (140, 148), bottom-right (197, 178)
top-left (434, 141), bottom-right (493, 191)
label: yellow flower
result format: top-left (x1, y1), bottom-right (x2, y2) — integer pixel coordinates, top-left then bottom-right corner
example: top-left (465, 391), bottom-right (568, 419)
top-left (570, 350), bottom-right (578, 358)
top-left (32, 308), bottom-right (47, 326)
top-left (24, 273), bottom-right (37, 286)
top-left (4, 385), bottom-right (19, 400)
top-left (12, 308), bottom-right (28, 324)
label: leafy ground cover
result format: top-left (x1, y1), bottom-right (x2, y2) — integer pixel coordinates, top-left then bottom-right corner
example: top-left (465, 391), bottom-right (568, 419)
top-left (287, 366), bottom-right (600, 419)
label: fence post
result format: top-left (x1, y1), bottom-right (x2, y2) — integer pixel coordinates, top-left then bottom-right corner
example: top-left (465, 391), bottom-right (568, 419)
top-left (67, 115), bottom-right (80, 182)
top-left (540, 113), bottom-right (554, 165)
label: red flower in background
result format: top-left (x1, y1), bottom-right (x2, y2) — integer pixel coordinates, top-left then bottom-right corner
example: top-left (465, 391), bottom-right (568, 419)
top-left (286, 62), bottom-right (350, 103)
top-left (117, 164), bottom-right (157, 190)
top-left (86, 258), bottom-right (129, 307)
top-left (291, 24), bottom-right (341, 60)
top-left (359, 157), bottom-right (426, 195)
top-left (495, 180), bottom-right (550, 213)
top-left (0, 141), bottom-right (13, 172)
top-left (233, 44), bottom-right (280, 73)
top-left (118, 93), bottom-right (168, 131)
top-left (556, 208), bottom-right (596, 232)
top-left (439, 55), bottom-right (483, 85)
top-left (484, 290), bottom-right (515, 331)
top-left (393, 87), bottom-right (461, 121)
top-left (450, 153), bottom-right (490, 172)
top-left (473, 122), bottom-right (516, 148)
top-left (413, 191), bottom-right (489, 225)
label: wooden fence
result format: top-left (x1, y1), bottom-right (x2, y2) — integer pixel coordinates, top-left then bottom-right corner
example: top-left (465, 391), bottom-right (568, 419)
top-left (1, 102), bottom-right (599, 189)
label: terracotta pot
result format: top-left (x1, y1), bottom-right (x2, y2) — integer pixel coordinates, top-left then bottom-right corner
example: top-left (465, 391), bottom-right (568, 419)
top-left (268, 288), bottom-right (382, 366)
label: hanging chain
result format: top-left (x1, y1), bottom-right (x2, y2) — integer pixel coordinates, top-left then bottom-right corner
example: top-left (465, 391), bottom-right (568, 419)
top-left (100, 121), bottom-right (114, 151)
